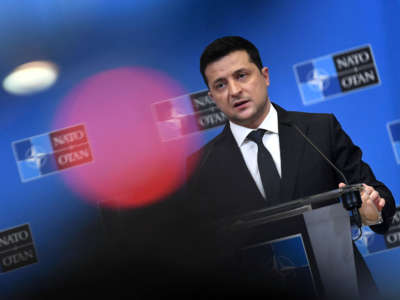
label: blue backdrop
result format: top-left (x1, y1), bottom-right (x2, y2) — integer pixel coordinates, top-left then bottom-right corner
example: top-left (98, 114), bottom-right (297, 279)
top-left (1, 0), bottom-right (399, 298)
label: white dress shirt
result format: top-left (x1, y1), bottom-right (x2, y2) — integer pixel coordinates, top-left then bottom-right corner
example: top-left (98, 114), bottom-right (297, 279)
top-left (230, 104), bottom-right (281, 199)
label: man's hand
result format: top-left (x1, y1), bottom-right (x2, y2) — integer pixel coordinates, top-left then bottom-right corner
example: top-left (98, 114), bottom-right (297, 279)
top-left (339, 182), bottom-right (385, 225)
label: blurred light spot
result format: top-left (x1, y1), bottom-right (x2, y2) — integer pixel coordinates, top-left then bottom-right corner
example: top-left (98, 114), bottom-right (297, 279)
top-left (53, 67), bottom-right (201, 209)
top-left (3, 61), bottom-right (58, 95)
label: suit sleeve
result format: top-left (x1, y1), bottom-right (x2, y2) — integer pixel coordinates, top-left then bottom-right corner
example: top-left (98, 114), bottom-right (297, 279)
top-left (330, 114), bottom-right (395, 234)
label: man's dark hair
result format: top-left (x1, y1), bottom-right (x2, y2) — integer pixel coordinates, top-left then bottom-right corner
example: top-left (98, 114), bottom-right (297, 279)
top-left (200, 36), bottom-right (263, 87)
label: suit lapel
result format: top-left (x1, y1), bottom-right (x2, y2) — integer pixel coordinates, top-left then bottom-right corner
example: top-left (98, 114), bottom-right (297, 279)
top-left (218, 123), bottom-right (267, 203)
top-left (275, 104), bottom-right (308, 203)
top-left (214, 103), bottom-right (309, 208)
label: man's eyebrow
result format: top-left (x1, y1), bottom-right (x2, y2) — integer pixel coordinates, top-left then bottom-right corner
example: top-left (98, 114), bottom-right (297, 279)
top-left (233, 68), bottom-right (248, 74)
top-left (212, 77), bottom-right (225, 85)
top-left (212, 68), bottom-right (249, 84)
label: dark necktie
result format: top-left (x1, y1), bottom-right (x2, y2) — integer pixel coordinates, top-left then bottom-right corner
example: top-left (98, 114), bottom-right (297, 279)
top-left (247, 129), bottom-right (281, 206)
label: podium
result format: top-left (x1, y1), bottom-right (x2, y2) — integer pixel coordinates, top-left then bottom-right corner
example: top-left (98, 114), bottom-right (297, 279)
top-left (215, 185), bottom-right (362, 300)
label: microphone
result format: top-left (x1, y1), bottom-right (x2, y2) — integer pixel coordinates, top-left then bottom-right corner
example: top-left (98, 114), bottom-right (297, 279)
top-left (282, 120), bottom-right (363, 228)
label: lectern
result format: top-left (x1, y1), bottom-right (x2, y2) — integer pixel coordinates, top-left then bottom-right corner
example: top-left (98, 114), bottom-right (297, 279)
top-left (215, 185), bottom-right (362, 300)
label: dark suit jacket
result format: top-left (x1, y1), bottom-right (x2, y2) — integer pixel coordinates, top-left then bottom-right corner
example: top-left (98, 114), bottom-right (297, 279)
top-left (186, 102), bottom-right (395, 297)
top-left (187, 103), bottom-right (394, 228)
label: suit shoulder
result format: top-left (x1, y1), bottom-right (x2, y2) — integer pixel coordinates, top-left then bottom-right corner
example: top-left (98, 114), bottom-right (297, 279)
top-left (286, 110), bottom-right (336, 125)
top-left (187, 127), bottom-right (227, 162)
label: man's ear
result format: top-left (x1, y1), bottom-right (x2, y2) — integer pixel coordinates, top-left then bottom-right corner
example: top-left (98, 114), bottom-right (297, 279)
top-left (262, 67), bottom-right (270, 86)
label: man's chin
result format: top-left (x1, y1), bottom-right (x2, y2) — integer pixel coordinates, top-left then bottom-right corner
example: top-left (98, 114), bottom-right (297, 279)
top-left (232, 116), bottom-right (259, 128)
top-left (234, 109), bottom-right (254, 121)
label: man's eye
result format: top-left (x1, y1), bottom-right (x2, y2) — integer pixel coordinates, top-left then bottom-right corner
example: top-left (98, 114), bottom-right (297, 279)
top-left (215, 82), bottom-right (225, 89)
top-left (238, 73), bottom-right (247, 79)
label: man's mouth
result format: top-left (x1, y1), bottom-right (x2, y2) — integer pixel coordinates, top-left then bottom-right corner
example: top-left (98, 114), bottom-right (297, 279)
top-left (233, 100), bottom-right (249, 108)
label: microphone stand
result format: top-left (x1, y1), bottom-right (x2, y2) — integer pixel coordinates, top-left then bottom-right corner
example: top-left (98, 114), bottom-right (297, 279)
top-left (288, 121), bottom-right (364, 231)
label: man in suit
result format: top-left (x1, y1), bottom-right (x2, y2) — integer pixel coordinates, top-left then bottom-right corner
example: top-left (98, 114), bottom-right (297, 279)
top-left (186, 36), bottom-right (395, 298)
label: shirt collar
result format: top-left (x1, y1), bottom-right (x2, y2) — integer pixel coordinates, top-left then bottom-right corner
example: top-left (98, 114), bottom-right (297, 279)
top-left (230, 102), bottom-right (279, 147)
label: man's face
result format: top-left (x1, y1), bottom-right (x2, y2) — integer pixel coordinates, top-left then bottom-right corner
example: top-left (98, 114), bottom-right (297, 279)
top-left (205, 50), bottom-right (270, 129)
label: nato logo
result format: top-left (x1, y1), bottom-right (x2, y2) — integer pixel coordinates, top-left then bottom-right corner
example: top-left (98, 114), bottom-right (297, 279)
top-left (354, 227), bottom-right (387, 256)
top-left (152, 90), bottom-right (226, 141)
top-left (384, 207), bottom-right (400, 249)
top-left (355, 207), bottom-right (400, 255)
top-left (242, 234), bottom-right (317, 297)
top-left (387, 120), bottom-right (400, 164)
top-left (0, 224), bottom-right (38, 273)
top-left (294, 45), bottom-right (380, 105)
top-left (12, 124), bottom-right (93, 182)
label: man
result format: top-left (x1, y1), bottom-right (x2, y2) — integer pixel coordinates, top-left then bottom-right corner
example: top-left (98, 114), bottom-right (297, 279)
top-left (187, 36), bottom-right (395, 298)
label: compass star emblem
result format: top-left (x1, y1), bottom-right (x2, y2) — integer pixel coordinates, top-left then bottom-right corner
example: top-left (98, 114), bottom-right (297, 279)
top-left (25, 146), bottom-right (47, 169)
top-left (307, 68), bottom-right (330, 91)
top-left (359, 228), bottom-right (376, 248)
top-left (270, 254), bottom-right (297, 280)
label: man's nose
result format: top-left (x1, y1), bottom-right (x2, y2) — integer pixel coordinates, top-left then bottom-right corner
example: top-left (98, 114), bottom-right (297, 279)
top-left (228, 81), bottom-right (242, 97)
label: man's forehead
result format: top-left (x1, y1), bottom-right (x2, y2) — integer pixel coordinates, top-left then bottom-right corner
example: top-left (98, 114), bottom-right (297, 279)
top-left (205, 50), bottom-right (254, 80)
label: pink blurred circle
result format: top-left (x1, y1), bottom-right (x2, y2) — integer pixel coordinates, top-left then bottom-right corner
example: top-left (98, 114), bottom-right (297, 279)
top-left (53, 67), bottom-right (199, 208)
